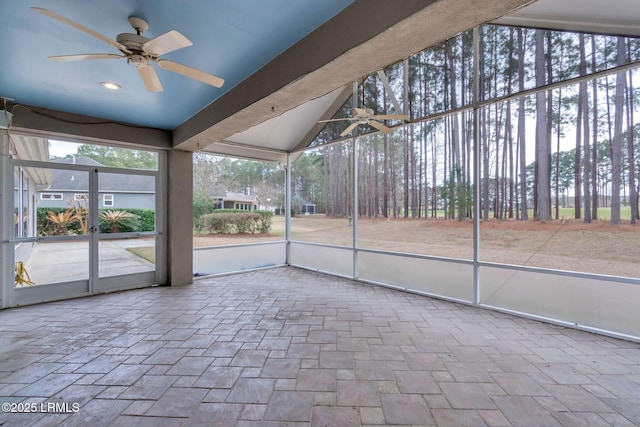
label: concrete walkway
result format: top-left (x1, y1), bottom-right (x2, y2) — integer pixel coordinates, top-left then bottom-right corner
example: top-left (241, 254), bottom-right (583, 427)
top-left (19, 239), bottom-right (154, 285)
top-left (1, 267), bottom-right (639, 426)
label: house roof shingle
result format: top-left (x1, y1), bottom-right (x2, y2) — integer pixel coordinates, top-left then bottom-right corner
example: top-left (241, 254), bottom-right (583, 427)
top-left (48, 157), bottom-right (155, 192)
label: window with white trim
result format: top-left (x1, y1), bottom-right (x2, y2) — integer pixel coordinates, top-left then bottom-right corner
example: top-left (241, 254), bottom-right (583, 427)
top-left (234, 202), bottom-right (252, 211)
top-left (40, 193), bottom-right (63, 200)
top-left (103, 194), bottom-right (114, 207)
top-left (74, 193), bottom-right (89, 201)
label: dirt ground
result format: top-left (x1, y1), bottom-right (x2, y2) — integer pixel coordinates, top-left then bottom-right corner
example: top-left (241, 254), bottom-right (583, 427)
top-left (193, 215), bottom-right (640, 278)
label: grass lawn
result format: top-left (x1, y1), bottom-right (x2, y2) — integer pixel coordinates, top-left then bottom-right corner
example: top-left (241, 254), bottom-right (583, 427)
top-left (127, 247), bottom-right (155, 263)
top-left (193, 214), bottom-right (640, 278)
top-left (555, 206), bottom-right (633, 220)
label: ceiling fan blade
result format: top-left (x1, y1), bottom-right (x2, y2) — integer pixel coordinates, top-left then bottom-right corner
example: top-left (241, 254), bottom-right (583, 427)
top-left (137, 64), bottom-right (163, 92)
top-left (143, 30), bottom-right (192, 56)
top-left (49, 53), bottom-right (124, 61)
top-left (318, 118), bottom-right (353, 123)
top-left (157, 59), bottom-right (224, 88)
top-left (369, 120), bottom-right (392, 134)
top-left (340, 122), bottom-right (360, 137)
top-left (32, 7), bottom-right (131, 54)
top-left (373, 114), bottom-right (410, 121)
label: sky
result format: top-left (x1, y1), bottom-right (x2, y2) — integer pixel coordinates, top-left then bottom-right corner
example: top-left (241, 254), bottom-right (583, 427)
top-left (48, 140), bottom-right (81, 158)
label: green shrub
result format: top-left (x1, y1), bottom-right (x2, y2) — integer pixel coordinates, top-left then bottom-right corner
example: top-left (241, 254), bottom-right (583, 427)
top-left (138, 210), bottom-right (155, 232)
top-left (212, 208), bottom-right (246, 214)
top-left (255, 210), bottom-right (274, 233)
top-left (235, 213), bottom-right (258, 233)
top-left (199, 213), bottom-right (225, 233)
top-left (118, 208), bottom-right (155, 231)
top-left (199, 212), bottom-right (263, 234)
top-left (193, 192), bottom-right (215, 227)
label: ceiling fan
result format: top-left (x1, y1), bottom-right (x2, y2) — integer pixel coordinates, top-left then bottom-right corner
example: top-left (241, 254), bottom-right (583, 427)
top-left (32, 7), bottom-right (224, 92)
top-left (319, 107), bottom-right (409, 137)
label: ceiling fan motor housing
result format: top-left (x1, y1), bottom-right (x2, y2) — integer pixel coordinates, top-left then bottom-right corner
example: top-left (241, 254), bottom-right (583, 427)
top-left (354, 107), bottom-right (375, 121)
top-left (116, 33), bottom-right (150, 55)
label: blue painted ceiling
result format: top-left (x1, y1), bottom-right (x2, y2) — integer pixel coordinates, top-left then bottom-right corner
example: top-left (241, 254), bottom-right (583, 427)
top-left (0, 0), bottom-right (354, 130)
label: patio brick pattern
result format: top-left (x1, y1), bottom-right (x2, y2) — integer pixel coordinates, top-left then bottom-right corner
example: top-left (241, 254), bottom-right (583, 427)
top-left (1, 267), bottom-right (639, 426)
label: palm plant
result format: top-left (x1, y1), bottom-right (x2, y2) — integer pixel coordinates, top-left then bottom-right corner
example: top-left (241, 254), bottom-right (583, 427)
top-left (99, 210), bottom-right (140, 233)
top-left (68, 199), bottom-right (89, 234)
top-left (47, 210), bottom-right (76, 235)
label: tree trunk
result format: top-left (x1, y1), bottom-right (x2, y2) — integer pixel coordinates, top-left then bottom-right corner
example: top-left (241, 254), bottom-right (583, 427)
top-left (591, 35), bottom-right (599, 220)
top-left (494, 102), bottom-right (502, 219)
top-left (507, 100), bottom-right (514, 219)
top-left (403, 128), bottom-right (409, 218)
top-left (534, 30), bottom-right (551, 221)
top-left (554, 88), bottom-right (561, 220)
top-left (383, 134), bottom-right (389, 217)
top-left (446, 40), bottom-right (463, 221)
top-left (546, 32), bottom-right (555, 219)
top-left (373, 135), bottom-right (379, 218)
top-left (605, 74), bottom-right (614, 209)
top-left (626, 46), bottom-right (637, 224)
top-left (574, 75), bottom-right (583, 218)
top-left (611, 37), bottom-right (626, 225)
top-left (431, 133), bottom-right (438, 217)
top-left (482, 108), bottom-right (490, 221)
top-left (391, 133), bottom-right (398, 218)
top-left (580, 35), bottom-right (592, 223)
top-left (517, 28), bottom-right (528, 220)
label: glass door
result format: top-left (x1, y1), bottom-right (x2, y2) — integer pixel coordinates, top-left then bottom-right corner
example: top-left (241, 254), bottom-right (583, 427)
top-left (96, 169), bottom-right (159, 292)
top-left (11, 163), bottom-right (92, 305)
top-left (8, 158), bottom-right (162, 306)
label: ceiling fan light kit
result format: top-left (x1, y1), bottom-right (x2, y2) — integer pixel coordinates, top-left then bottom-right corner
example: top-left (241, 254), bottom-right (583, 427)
top-left (32, 7), bottom-right (224, 92)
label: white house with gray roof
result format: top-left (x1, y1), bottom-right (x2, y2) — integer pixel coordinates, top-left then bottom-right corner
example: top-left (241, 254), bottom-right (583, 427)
top-left (212, 191), bottom-right (261, 211)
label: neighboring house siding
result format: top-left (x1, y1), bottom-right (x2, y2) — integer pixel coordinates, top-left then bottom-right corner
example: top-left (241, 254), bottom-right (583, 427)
top-left (37, 157), bottom-right (156, 211)
top-left (39, 192), bottom-right (155, 210)
top-left (102, 193), bottom-right (155, 210)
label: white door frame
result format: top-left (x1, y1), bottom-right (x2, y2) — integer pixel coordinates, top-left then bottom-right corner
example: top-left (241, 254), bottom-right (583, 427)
top-left (3, 155), bottom-right (163, 307)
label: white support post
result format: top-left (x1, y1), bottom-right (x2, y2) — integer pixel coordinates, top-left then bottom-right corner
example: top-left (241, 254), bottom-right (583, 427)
top-left (1, 131), bottom-right (14, 307)
top-left (89, 168), bottom-right (99, 294)
top-left (473, 26), bottom-right (481, 305)
top-left (352, 136), bottom-right (359, 280)
top-left (167, 150), bottom-right (193, 286)
top-left (352, 81), bottom-right (359, 279)
top-left (285, 153), bottom-right (291, 264)
top-left (155, 151), bottom-right (168, 285)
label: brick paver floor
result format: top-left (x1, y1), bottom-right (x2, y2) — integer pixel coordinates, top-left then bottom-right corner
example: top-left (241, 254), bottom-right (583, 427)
top-left (1, 267), bottom-right (639, 426)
